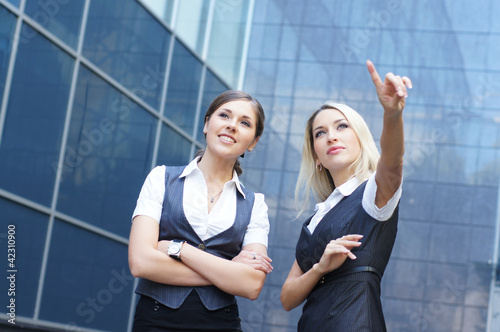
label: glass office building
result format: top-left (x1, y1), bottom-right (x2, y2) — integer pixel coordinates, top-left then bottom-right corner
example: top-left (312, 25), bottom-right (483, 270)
top-left (0, 0), bottom-right (499, 331)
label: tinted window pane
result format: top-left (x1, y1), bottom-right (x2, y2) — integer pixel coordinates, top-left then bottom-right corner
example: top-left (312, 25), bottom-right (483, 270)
top-left (0, 198), bottom-right (48, 317)
top-left (196, 69), bottom-right (228, 142)
top-left (83, 0), bottom-right (170, 109)
top-left (0, 6), bottom-right (16, 107)
top-left (164, 40), bottom-right (202, 134)
top-left (0, 24), bottom-right (73, 206)
top-left (24, 0), bottom-right (84, 49)
top-left (57, 65), bottom-right (156, 237)
top-left (156, 124), bottom-right (192, 166)
top-left (6, 0), bottom-right (19, 7)
top-left (207, 0), bottom-right (250, 86)
top-left (174, 0), bottom-right (210, 54)
top-left (39, 220), bottom-right (133, 331)
top-left (139, 0), bottom-right (176, 27)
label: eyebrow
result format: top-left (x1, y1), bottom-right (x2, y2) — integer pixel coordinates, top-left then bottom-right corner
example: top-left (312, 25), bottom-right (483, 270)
top-left (313, 119), bottom-right (346, 132)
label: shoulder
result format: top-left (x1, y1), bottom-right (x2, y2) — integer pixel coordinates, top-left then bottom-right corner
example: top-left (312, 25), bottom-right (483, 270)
top-left (253, 192), bottom-right (266, 205)
top-left (144, 165), bottom-right (187, 187)
top-left (143, 165), bottom-right (166, 183)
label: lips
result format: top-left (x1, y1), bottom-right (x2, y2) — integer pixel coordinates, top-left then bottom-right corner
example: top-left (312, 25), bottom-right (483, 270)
top-left (219, 134), bottom-right (236, 144)
top-left (327, 146), bottom-right (344, 155)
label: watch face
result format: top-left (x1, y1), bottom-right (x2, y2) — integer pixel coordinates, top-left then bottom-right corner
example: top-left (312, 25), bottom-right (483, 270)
top-left (170, 243), bottom-right (180, 254)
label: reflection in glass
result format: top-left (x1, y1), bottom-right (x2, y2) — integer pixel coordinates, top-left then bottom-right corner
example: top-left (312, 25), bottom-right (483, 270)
top-left (165, 39), bottom-right (202, 134)
top-left (24, 0), bottom-right (84, 49)
top-left (208, 0), bottom-right (250, 86)
top-left (39, 219), bottom-right (132, 331)
top-left (139, 0), bottom-right (176, 27)
top-left (137, 0), bottom-right (250, 88)
top-left (57, 65), bottom-right (156, 238)
top-left (0, 198), bottom-right (48, 318)
top-left (156, 123), bottom-right (192, 166)
top-left (83, 0), bottom-right (170, 109)
top-left (0, 24), bottom-right (73, 206)
top-left (0, 5), bottom-right (16, 107)
top-left (173, 0), bottom-right (209, 54)
top-left (6, 0), bottom-right (19, 7)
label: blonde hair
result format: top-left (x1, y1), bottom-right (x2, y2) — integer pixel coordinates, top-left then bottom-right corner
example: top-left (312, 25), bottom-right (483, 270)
top-left (295, 102), bottom-right (380, 215)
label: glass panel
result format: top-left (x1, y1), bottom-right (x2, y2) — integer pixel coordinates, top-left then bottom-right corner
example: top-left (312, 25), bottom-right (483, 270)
top-left (6, 0), bottom-right (19, 7)
top-left (39, 220), bottom-right (133, 331)
top-left (175, 0), bottom-right (209, 54)
top-left (0, 198), bottom-right (49, 318)
top-left (139, 0), bottom-right (176, 27)
top-left (156, 123), bottom-right (192, 166)
top-left (0, 5), bottom-right (16, 107)
top-left (0, 23), bottom-right (73, 206)
top-left (164, 39), bottom-right (202, 134)
top-left (207, 0), bottom-right (250, 86)
top-left (57, 65), bottom-right (157, 238)
top-left (24, 0), bottom-right (84, 49)
top-left (83, 0), bottom-right (170, 109)
top-left (196, 69), bottom-right (228, 142)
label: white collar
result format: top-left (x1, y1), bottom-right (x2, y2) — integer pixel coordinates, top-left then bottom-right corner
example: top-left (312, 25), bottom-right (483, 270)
top-left (316, 175), bottom-right (367, 209)
top-left (179, 156), bottom-right (246, 199)
top-left (336, 176), bottom-right (364, 197)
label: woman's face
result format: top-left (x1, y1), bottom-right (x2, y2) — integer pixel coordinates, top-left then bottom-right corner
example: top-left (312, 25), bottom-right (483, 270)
top-left (203, 99), bottom-right (259, 160)
top-left (312, 108), bottom-right (361, 174)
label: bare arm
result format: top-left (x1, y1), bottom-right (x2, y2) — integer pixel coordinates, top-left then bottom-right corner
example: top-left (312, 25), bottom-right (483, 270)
top-left (281, 235), bottom-right (362, 311)
top-left (128, 216), bottom-right (211, 286)
top-left (179, 242), bottom-right (271, 300)
top-left (367, 60), bottom-right (412, 208)
top-left (130, 215), bottom-right (272, 299)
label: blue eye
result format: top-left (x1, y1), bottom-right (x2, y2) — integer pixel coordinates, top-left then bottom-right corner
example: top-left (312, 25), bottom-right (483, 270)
top-left (241, 121), bottom-right (251, 127)
top-left (315, 131), bottom-right (326, 138)
top-left (337, 123), bottom-right (348, 130)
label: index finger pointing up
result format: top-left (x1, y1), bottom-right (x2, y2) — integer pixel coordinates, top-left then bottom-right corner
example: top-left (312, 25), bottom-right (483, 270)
top-left (366, 59), bottom-right (383, 89)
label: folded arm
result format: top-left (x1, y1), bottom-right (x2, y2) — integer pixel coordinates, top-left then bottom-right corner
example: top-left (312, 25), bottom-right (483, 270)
top-left (128, 216), bottom-right (211, 286)
top-left (179, 242), bottom-right (270, 300)
top-left (129, 215), bottom-right (272, 299)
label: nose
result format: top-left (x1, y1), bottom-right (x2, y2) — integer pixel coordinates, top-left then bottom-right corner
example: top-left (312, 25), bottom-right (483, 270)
top-left (226, 121), bottom-right (237, 132)
top-left (326, 131), bottom-right (338, 144)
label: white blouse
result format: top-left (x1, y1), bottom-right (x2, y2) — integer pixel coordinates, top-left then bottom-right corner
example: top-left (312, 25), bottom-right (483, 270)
top-left (307, 172), bottom-right (402, 233)
top-left (132, 157), bottom-right (269, 248)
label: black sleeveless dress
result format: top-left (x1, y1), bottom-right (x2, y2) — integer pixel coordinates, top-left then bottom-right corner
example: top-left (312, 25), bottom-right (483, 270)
top-left (295, 182), bottom-right (399, 332)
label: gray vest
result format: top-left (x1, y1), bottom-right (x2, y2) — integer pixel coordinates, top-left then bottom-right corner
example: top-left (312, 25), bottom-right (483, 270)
top-left (135, 165), bottom-right (255, 310)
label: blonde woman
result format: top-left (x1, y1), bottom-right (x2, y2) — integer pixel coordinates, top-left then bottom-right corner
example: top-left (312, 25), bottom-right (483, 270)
top-left (281, 61), bottom-right (412, 331)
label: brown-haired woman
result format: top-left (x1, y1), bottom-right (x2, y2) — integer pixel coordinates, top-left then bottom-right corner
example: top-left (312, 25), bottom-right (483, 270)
top-left (129, 90), bottom-right (272, 331)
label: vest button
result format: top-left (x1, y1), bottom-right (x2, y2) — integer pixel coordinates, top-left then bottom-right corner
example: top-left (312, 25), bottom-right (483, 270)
top-left (198, 243), bottom-right (206, 250)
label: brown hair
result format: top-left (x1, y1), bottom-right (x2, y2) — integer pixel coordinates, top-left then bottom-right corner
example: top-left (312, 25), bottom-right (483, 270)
top-left (197, 90), bottom-right (265, 175)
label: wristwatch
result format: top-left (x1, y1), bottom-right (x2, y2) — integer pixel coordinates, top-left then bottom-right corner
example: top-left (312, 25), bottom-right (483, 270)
top-left (168, 240), bottom-right (185, 260)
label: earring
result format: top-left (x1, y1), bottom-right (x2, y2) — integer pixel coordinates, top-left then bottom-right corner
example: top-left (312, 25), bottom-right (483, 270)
top-left (316, 163), bottom-right (322, 173)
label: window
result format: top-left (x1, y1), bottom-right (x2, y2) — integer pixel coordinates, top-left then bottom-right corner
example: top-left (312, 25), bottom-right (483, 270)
top-left (0, 23), bottom-right (73, 206)
top-left (56, 65), bottom-right (157, 237)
